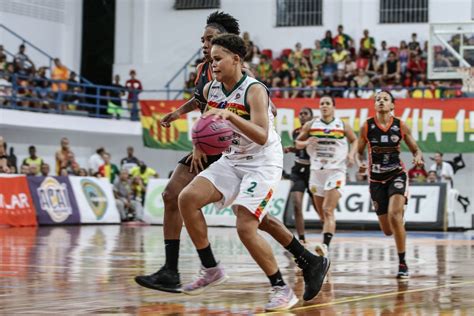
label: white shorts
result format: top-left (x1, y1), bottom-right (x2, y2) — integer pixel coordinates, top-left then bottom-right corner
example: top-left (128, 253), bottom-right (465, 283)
top-left (198, 157), bottom-right (282, 222)
top-left (309, 169), bottom-right (346, 197)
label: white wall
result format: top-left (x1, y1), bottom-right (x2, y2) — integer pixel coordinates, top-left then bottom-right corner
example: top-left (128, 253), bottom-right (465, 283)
top-left (114, 0), bottom-right (473, 95)
top-left (0, 0), bottom-right (83, 74)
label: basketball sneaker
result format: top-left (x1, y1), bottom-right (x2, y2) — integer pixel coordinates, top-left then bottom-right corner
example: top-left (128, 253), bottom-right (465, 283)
top-left (265, 285), bottom-right (299, 311)
top-left (182, 263), bottom-right (228, 295)
top-left (134, 265), bottom-right (182, 293)
top-left (295, 250), bottom-right (331, 301)
top-left (397, 263), bottom-right (409, 279)
top-left (314, 243), bottom-right (329, 257)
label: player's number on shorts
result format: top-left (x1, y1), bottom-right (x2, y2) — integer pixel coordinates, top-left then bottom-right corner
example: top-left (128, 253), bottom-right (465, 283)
top-left (247, 181), bottom-right (257, 193)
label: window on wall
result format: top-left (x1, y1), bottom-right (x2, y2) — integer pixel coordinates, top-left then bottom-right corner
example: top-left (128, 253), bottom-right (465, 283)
top-left (380, 0), bottom-right (429, 24)
top-left (276, 0), bottom-right (323, 27)
top-left (174, 0), bottom-right (220, 10)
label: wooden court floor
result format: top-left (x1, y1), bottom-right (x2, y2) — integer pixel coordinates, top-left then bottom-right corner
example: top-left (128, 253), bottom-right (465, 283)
top-left (0, 225), bottom-right (473, 315)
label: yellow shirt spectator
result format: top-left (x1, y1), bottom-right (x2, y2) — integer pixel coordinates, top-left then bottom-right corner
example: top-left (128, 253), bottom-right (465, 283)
top-left (51, 58), bottom-right (69, 92)
top-left (130, 165), bottom-right (158, 185)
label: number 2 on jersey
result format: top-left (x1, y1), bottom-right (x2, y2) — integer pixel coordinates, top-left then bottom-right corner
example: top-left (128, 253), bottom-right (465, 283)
top-left (247, 181), bottom-right (257, 193)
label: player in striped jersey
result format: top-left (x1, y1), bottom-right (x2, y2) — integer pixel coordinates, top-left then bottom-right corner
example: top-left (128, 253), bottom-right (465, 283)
top-left (295, 96), bottom-right (358, 256)
top-left (357, 90), bottom-right (423, 278)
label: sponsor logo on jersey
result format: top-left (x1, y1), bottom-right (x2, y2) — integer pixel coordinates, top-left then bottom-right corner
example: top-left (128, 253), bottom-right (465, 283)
top-left (323, 128), bottom-right (331, 134)
top-left (391, 125), bottom-right (400, 132)
top-left (235, 93), bottom-right (241, 99)
top-left (393, 182), bottom-right (404, 189)
top-left (371, 138), bottom-right (378, 143)
top-left (381, 135), bottom-right (389, 142)
top-left (371, 124), bottom-right (376, 129)
top-left (390, 135), bottom-right (400, 143)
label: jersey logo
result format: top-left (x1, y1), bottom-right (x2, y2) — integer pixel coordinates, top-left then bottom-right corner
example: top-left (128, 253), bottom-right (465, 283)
top-left (381, 135), bottom-right (388, 142)
top-left (323, 128), bottom-right (331, 134)
top-left (217, 101), bottom-right (228, 109)
top-left (235, 93), bottom-right (241, 99)
top-left (390, 135), bottom-right (400, 143)
top-left (371, 124), bottom-right (376, 129)
top-left (391, 125), bottom-right (400, 132)
top-left (371, 138), bottom-right (378, 143)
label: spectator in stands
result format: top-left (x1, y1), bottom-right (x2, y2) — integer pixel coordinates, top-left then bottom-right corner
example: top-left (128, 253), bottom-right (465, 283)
top-left (0, 45), bottom-right (6, 62)
top-left (107, 74), bottom-right (125, 118)
top-left (434, 53), bottom-right (452, 68)
top-left (88, 147), bottom-right (105, 176)
top-left (0, 136), bottom-right (9, 173)
top-left (355, 68), bottom-right (370, 88)
top-left (382, 52), bottom-right (401, 84)
top-left (65, 71), bottom-right (83, 111)
top-left (359, 29), bottom-right (375, 58)
top-left (342, 55), bottom-right (357, 77)
top-left (426, 170), bottom-right (438, 183)
top-left (430, 152), bottom-right (454, 187)
top-left (408, 163), bottom-right (428, 183)
top-left (125, 69), bottom-right (142, 120)
top-left (28, 164), bottom-right (39, 176)
top-left (242, 31), bottom-right (256, 63)
top-left (332, 43), bottom-right (348, 65)
top-left (78, 168), bottom-right (88, 176)
top-left (64, 151), bottom-right (78, 175)
top-left (98, 152), bottom-right (120, 184)
top-left (51, 58), bottom-right (69, 111)
top-left (129, 161), bottom-right (157, 186)
top-left (399, 41), bottom-right (410, 73)
top-left (249, 45), bottom-right (261, 66)
top-left (332, 70), bottom-right (348, 97)
top-left (59, 168), bottom-right (68, 176)
top-left (14, 44), bottom-right (35, 73)
top-left (308, 70), bottom-right (323, 98)
top-left (407, 53), bottom-right (426, 80)
top-left (321, 55), bottom-right (337, 79)
top-left (289, 42), bottom-right (303, 64)
top-left (114, 169), bottom-right (144, 221)
top-left (40, 163), bottom-right (50, 177)
top-left (378, 41), bottom-right (390, 66)
top-left (0, 54), bottom-right (7, 74)
top-left (311, 40), bottom-right (326, 68)
top-left (20, 163), bottom-right (30, 175)
top-left (0, 71), bottom-right (12, 106)
top-left (343, 79), bottom-right (359, 98)
top-left (333, 25), bottom-right (353, 50)
top-left (55, 137), bottom-right (73, 175)
top-left (22, 145), bottom-right (43, 175)
top-left (120, 146), bottom-right (139, 172)
top-left (320, 30), bottom-right (334, 51)
top-left (183, 71), bottom-right (197, 100)
top-left (256, 55), bottom-right (272, 80)
top-left (359, 81), bottom-right (377, 99)
top-left (131, 175), bottom-right (146, 205)
top-left (408, 33), bottom-right (421, 56)
top-left (32, 66), bottom-right (51, 109)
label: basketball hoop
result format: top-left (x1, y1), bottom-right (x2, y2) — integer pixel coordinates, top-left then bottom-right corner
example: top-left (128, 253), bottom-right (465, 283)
top-left (456, 67), bottom-right (474, 94)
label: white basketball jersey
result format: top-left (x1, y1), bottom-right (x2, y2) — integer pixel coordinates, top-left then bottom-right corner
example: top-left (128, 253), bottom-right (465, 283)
top-left (306, 117), bottom-right (348, 171)
top-left (206, 75), bottom-right (282, 166)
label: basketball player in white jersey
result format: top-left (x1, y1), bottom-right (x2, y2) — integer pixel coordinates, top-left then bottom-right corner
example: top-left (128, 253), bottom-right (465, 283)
top-left (178, 34), bottom-right (329, 311)
top-left (296, 95), bottom-right (358, 256)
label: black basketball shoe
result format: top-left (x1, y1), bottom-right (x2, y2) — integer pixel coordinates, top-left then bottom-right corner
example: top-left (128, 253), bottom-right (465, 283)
top-left (135, 265), bottom-right (182, 293)
top-left (397, 263), bottom-right (409, 279)
top-left (295, 250), bottom-right (331, 301)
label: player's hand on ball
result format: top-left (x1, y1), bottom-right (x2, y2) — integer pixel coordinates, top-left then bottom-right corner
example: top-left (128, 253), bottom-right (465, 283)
top-left (186, 147), bottom-right (208, 173)
top-left (160, 112), bottom-right (179, 127)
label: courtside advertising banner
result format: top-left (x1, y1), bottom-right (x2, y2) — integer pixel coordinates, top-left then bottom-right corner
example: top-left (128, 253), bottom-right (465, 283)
top-left (300, 183), bottom-right (446, 229)
top-left (27, 176), bottom-right (81, 225)
top-left (0, 175), bottom-right (37, 227)
top-left (69, 177), bottom-right (121, 224)
top-left (144, 179), bottom-right (292, 226)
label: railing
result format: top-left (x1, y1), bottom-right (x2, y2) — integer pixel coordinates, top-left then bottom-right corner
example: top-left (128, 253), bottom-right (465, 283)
top-left (0, 73), bottom-right (465, 122)
top-left (0, 24), bottom-right (92, 85)
top-left (164, 48), bottom-right (201, 100)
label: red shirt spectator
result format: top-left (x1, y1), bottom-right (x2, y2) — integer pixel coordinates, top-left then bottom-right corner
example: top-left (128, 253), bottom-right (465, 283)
top-left (407, 55), bottom-right (426, 78)
top-left (408, 164), bottom-right (428, 183)
top-left (125, 70), bottom-right (143, 101)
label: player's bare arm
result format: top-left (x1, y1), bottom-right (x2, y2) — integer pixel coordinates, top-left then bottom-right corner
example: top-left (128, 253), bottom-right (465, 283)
top-left (401, 122), bottom-right (423, 166)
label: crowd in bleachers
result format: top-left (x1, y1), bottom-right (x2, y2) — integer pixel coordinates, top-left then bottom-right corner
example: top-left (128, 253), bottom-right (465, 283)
top-left (0, 44), bottom-right (142, 118)
top-left (0, 136), bottom-right (157, 222)
top-left (186, 26), bottom-right (471, 99)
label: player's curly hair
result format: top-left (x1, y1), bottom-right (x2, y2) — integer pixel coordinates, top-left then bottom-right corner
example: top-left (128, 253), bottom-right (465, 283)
top-left (211, 34), bottom-right (247, 59)
top-left (206, 11), bottom-right (240, 35)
